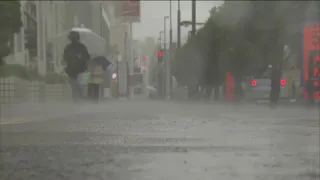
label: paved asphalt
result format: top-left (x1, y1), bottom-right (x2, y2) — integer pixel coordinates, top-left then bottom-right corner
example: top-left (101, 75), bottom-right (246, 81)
top-left (1, 100), bottom-right (319, 180)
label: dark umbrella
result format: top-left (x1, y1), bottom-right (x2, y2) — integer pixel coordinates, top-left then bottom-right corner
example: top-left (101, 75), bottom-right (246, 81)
top-left (89, 56), bottom-right (111, 70)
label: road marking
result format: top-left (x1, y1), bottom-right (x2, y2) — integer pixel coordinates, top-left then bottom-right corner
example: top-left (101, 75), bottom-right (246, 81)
top-left (0, 112), bottom-right (78, 125)
top-left (0, 115), bottom-right (46, 125)
top-left (1, 118), bottom-right (27, 125)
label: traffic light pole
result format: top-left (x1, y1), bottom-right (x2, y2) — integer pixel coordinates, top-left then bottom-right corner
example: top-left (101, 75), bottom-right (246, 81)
top-left (157, 33), bottom-right (164, 98)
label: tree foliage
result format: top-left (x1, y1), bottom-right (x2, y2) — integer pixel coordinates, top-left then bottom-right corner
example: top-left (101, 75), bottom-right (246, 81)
top-left (173, 1), bottom-right (317, 102)
top-left (0, 1), bottom-right (22, 66)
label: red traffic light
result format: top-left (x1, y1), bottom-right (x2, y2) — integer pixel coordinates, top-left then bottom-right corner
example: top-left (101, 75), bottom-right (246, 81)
top-left (158, 51), bottom-right (163, 57)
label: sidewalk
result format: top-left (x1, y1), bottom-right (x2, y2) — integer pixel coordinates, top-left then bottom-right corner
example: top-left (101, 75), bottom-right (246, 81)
top-left (0, 102), bottom-right (80, 125)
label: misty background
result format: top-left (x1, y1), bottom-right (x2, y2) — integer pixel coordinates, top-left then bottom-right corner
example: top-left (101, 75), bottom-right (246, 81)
top-left (133, 1), bottom-right (223, 43)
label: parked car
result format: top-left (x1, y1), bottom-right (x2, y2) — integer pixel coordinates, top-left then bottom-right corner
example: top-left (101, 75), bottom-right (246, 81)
top-left (245, 66), bottom-right (288, 101)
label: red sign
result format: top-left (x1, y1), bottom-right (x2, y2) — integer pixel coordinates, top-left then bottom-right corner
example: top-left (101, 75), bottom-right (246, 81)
top-left (304, 23), bottom-right (320, 101)
top-left (225, 72), bottom-right (235, 101)
top-left (115, 0), bottom-right (140, 23)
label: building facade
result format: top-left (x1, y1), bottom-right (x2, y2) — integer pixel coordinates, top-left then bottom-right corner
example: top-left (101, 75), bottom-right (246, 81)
top-left (5, 1), bottom-right (29, 67)
top-left (9, 1), bottom-right (118, 76)
top-left (23, 1), bottom-right (37, 69)
top-left (35, 1), bottom-right (69, 75)
top-left (64, 1), bottom-right (112, 52)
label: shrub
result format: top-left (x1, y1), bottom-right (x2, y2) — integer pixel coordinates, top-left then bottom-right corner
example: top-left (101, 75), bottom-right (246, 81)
top-left (44, 72), bottom-right (68, 84)
top-left (0, 64), bottom-right (42, 81)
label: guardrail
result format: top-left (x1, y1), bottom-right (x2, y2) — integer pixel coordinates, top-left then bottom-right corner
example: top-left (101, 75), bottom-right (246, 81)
top-left (0, 77), bottom-right (71, 106)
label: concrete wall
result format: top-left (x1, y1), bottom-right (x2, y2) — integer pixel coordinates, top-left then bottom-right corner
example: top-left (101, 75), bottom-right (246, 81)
top-left (109, 22), bottom-right (128, 95)
top-left (31, 1), bottom-right (69, 75)
top-left (110, 23), bottom-right (128, 58)
top-left (64, 1), bottom-right (92, 30)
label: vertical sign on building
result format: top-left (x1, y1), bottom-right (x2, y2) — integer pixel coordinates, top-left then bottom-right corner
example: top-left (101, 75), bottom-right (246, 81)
top-left (225, 72), bottom-right (235, 102)
top-left (304, 23), bottom-right (320, 102)
top-left (115, 0), bottom-right (140, 23)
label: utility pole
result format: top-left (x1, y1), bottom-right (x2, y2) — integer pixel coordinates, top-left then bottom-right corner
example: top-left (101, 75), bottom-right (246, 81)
top-left (169, 0), bottom-right (173, 99)
top-left (177, 0), bottom-right (181, 48)
top-left (163, 16), bottom-right (169, 98)
top-left (191, 0), bottom-right (196, 37)
top-left (129, 23), bottom-right (134, 99)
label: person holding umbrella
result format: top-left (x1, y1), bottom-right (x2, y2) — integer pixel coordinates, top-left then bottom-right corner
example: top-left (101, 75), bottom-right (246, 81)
top-left (63, 30), bottom-right (90, 103)
top-left (87, 55), bottom-right (111, 102)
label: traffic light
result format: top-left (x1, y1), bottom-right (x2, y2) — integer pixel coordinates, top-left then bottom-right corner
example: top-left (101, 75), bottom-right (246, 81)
top-left (158, 50), bottom-right (163, 63)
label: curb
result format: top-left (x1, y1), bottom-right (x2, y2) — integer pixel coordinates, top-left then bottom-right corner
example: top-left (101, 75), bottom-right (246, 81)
top-left (0, 111), bottom-right (80, 125)
top-left (0, 106), bottom-right (80, 125)
top-left (0, 114), bottom-right (48, 125)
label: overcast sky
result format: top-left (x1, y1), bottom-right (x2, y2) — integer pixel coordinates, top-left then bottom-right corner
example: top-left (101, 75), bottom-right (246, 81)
top-left (132, 1), bottom-right (223, 43)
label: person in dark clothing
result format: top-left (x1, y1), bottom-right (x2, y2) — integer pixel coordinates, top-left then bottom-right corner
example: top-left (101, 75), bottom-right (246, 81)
top-left (63, 31), bottom-right (90, 102)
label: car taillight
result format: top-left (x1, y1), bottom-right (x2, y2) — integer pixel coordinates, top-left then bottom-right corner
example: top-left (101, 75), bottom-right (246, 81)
top-left (280, 79), bottom-right (286, 85)
top-left (251, 80), bottom-right (257, 86)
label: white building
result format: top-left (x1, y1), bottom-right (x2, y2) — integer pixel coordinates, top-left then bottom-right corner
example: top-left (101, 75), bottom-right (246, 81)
top-left (4, 1), bottom-right (28, 67)
top-left (36, 1), bottom-right (68, 76)
top-left (5, 1), bottom-right (66, 76)
top-left (8, 1), bottom-right (118, 76)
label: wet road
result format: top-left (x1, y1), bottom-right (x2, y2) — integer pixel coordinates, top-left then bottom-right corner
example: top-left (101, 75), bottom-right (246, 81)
top-left (1, 101), bottom-right (319, 180)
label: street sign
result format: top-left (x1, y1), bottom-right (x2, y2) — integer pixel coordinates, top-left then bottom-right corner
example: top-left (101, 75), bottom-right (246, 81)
top-left (303, 23), bottom-right (320, 101)
top-left (114, 0), bottom-right (140, 23)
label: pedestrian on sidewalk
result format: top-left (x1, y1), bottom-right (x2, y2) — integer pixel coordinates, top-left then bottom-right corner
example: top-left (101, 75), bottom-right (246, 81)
top-left (63, 30), bottom-right (90, 103)
top-left (284, 53), bottom-right (301, 102)
top-left (87, 56), bottom-right (107, 102)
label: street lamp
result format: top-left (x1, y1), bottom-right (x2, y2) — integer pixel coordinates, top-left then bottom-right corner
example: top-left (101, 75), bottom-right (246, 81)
top-left (177, 1), bottom-right (199, 48)
top-left (164, 16), bottom-right (169, 52)
top-left (169, 0), bottom-right (173, 99)
top-left (177, 0), bottom-right (181, 49)
top-left (191, 0), bottom-right (196, 37)
top-left (179, 20), bottom-right (205, 45)
top-left (180, 20), bottom-right (205, 27)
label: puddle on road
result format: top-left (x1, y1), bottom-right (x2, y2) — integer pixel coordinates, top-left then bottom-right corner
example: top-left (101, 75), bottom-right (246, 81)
top-left (121, 151), bottom-right (319, 180)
